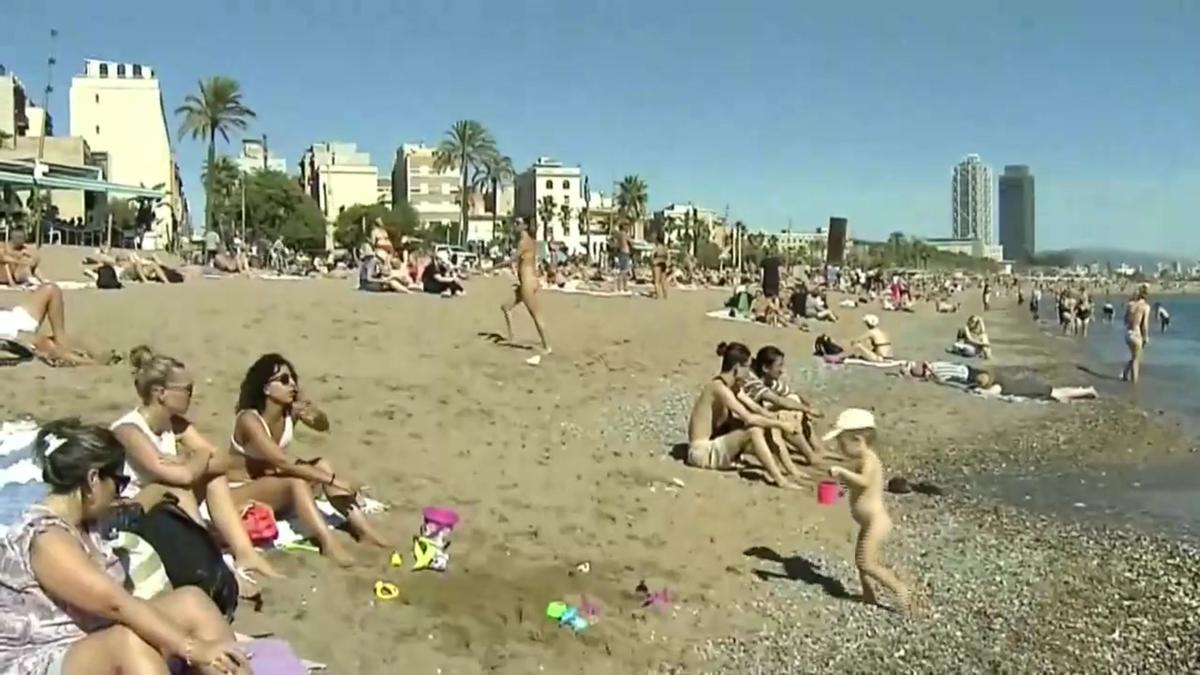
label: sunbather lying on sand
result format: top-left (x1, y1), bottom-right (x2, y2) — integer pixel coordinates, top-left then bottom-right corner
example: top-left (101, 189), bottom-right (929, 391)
top-left (212, 249), bottom-right (250, 275)
top-left (849, 314), bottom-right (894, 362)
top-left (0, 283), bottom-right (111, 366)
top-left (970, 370), bottom-right (1097, 402)
top-left (903, 360), bottom-right (983, 385)
top-left (686, 342), bottom-right (803, 489)
top-left (83, 251), bottom-right (184, 284)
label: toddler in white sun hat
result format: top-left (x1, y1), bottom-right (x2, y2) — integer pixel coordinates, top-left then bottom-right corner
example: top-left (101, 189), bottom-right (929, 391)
top-left (824, 408), bottom-right (913, 613)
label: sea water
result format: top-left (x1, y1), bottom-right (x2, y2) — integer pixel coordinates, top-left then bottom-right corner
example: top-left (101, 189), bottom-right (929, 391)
top-left (978, 295), bottom-right (1200, 539)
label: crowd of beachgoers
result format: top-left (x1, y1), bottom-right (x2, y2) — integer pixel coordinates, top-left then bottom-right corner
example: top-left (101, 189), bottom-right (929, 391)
top-left (0, 214), bottom-right (1186, 673)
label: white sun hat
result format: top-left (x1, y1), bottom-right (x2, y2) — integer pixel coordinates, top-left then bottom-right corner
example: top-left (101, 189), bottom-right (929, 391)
top-left (863, 314), bottom-right (880, 328)
top-left (821, 408), bottom-right (876, 441)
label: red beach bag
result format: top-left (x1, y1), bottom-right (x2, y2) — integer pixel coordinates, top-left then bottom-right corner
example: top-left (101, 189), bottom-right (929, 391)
top-left (240, 502), bottom-right (279, 545)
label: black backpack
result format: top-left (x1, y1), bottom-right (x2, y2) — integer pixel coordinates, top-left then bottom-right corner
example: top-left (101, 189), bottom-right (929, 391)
top-left (130, 496), bottom-right (239, 619)
top-left (95, 264), bottom-right (123, 290)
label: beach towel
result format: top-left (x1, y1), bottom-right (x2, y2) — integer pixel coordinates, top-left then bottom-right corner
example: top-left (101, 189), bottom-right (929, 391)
top-left (260, 274), bottom-right (310, 282)
top-left (544, 281), bottom-right (633, 297)
top-left (0, 280), bottom-right (94, 291)
top-left (821, 355), bottom-right (905, 368)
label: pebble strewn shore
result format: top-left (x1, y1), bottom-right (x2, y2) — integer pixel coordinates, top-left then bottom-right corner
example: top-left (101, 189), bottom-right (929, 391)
top-left (699, 500), bottom-right (1200, 674)
top-left (616, 370), bottom-right (1200, 674)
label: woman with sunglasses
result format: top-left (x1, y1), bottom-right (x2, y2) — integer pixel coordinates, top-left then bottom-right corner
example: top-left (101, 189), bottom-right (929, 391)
top-left (111, 346), bottom-right (280, 580)
top-left (227, 353), bottom-right (388, 566)
top-left (0, 418), bottom-right (249, 675)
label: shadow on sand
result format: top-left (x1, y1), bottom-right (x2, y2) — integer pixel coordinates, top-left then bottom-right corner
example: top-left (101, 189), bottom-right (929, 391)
top-left (743, 546), bottom-right (852, 600)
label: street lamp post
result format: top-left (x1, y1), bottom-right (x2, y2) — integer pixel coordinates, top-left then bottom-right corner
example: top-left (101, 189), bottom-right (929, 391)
top-left (33, 28), bottom-right (57, 247)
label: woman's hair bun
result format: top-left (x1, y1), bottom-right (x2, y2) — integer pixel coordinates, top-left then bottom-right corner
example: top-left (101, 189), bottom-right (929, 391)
top-left (715, 341), bottom-right (728, 356)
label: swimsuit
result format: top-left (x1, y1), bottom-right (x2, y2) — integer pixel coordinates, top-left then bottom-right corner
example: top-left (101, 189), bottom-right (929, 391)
top-left (110, 409), bottom-right (178, 493)
top-left (229, 411), bottom-right (294, 487)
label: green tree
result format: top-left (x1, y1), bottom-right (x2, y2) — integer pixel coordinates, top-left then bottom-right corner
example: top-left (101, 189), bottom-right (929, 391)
top-left (559, 203), bottom-right (574, 240)
top-left (242, 170), bottom-right (326, 250)
top-left (175, 76), bottom-right (255, 236)
top-left (333, 201), bottom-right (420, 251)
top-left (200, 156), bottom-right (241, 236)
top-left (474, 152), bottom-right (514, 237)
top-left (538, 195), bottom-right (557, 242)
top-left (432, 120), bottom-right (497, 246)
top-left (616, 175), bottom-right (648, 236)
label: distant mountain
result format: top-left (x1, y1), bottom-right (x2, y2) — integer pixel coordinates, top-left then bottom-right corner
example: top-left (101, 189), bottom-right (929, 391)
top-left (1038, 248), bottom-right (1194, 269)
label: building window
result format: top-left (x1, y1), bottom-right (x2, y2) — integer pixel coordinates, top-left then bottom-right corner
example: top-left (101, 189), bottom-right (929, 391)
top-left (564, 195), bottom-right (570, 204)
top-left (95, 125), bottom-right (100, 135)
top-left (545, 179), bottom-right (553, 189)
top-left (116, 64), bottom-right (126, 78)
top-left (94, 94), bottom-right (99, 104)
top-left (562, 180), bottom-right (570, 190)
top-left (98, 63), bottom-right (108, 77)
top-left (132, 64), bottom-right (142, 78)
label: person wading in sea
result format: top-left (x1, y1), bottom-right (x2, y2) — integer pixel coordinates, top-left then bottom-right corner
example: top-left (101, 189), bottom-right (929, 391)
top-left (1122, 284), bottom-right (1151, 383)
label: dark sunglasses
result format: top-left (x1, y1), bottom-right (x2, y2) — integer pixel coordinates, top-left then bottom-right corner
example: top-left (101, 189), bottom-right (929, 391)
top-left (100, 466), bottom-right (131, 494)
top-left (270, 373), bottom-right (294, 386)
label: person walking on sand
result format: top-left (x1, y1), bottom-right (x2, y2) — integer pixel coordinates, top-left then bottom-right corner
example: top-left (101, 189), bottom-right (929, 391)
top-left (686, 342), bottom-right (804, 489)
top-left (501, 218), bottom-right (551, 365)
top-left (651, 232), bottom-right (670, 300)
top-left (823, 408), bottom-right (912, 612)
top-left (614, 223), bottom-right (632, 295)
top-left (1122, 284), bottom-right (1151, 383)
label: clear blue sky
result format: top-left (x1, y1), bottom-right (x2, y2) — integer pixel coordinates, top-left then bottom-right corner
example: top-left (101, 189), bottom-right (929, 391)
top-left (7, 0), bottom-right (1199, 253)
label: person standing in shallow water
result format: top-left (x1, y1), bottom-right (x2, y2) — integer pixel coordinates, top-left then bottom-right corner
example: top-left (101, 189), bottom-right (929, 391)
top-left (1122, 284), bottom-right (1151, 383)
top-left (500, 218), bottom-right (551, 364)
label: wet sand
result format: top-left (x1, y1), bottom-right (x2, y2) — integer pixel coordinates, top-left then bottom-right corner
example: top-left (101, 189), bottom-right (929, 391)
top-left (2, 247), bottom-right (1195, 673)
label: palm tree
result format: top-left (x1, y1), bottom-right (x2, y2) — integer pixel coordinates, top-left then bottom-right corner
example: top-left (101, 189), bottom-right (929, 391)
top-left (559, 204), bottom-right (574, 241)
top-left (201, 156), bottom-right (240, 236)
top-left (538, 195), bottom-right (557, 242)
top-left (175, 76), bottom-right (255, 235)
top-left (476, 152), bottom-right (514, 238)
top-left (616, 175), bottom-right (648, 238)
top-left (432, 120), bottom-right (497, 246)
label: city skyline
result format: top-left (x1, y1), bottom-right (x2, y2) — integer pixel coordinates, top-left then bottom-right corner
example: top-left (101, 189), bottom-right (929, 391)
top-left (5, 1), bottom-right (1198, 255)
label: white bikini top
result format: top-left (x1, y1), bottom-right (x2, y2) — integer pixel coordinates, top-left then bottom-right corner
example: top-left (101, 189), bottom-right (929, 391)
top-left (230, 410), bottom-right (293, 457)
top-left (110, 408), bottom-right (178, 487)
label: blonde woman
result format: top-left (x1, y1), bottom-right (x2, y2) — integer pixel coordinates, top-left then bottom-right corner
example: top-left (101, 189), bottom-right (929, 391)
top-left (111, 346), bottom-right (280, 579)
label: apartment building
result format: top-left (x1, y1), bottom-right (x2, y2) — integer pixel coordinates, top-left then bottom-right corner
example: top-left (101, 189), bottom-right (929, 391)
top-left (299, 141), bottom-right (379, 249)
top-left (68, 59), bottom-right (179, 245)
top-left (0, 67), bottom-right (30, 141)
top-left (390, 143), bottom-right (460, 230)
top-left (513, 157), bottom-right (587, 253)
top-left (236, 138), bottom-right (286, 174)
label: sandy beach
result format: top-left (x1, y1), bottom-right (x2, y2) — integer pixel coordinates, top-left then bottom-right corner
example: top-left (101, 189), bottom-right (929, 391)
top-left (2, 247), bottom-right (1198, 674)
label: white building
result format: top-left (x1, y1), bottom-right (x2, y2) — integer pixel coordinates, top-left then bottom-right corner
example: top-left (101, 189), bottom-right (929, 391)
top-left (391, 143), bottom-right (460, 230)
top-left (68, 59), bottom-right (179, 246)
top-left (924, 237), bottom-right (1004, 261)
top-left (652, 203), bottom-right (721, 242)
top-left (951, 154), bottom-right (994, 244)
top-left (235, 138), bottom-right (286, 174)
top-left (298, 141), bottom-right (379, 250)
top-left (513, 157), bottom-right (588, 253)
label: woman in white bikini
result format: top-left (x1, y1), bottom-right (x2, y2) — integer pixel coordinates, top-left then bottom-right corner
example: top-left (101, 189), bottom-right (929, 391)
top-left (111, 346), bottom-right (279, 579)
top-left (226, 353), bottom-right (387, 566)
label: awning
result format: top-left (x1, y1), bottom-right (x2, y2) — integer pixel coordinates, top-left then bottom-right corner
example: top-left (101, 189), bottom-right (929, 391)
top-left (0, 169), bottom-right (164, 198)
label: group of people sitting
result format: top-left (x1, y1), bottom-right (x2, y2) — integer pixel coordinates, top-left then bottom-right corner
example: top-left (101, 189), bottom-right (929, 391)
top-left (0, 348), bottom-right (385, 673)
top-left (358, 221), bottom-right (467, 297)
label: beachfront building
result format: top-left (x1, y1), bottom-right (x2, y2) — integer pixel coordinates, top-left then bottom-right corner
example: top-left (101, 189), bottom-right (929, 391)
top-left (998, 164), bottom-right (1035, 262)
top-left (235, 138), bottom-right (286, 174)
top-left (299, 141), bottom-right (379, 250)
top-left (69, 59), bottom-right (181, 248)
top-left (24, 102), bottom-right (51, 137)
top-left (376, 177), bottom-right (392, 209)
top-left (652, 203), bottom-right (722, 244)
top-left (951, 154), bottom-right (994, 245)
top-left (925, 237), bottom-right (1004, 261)
top-left (0, 67), bottom-right (31, 141)
top-left (513, 157), bottom-right (589, 254)
top-left (391, 143), bottom-right (460, 231)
